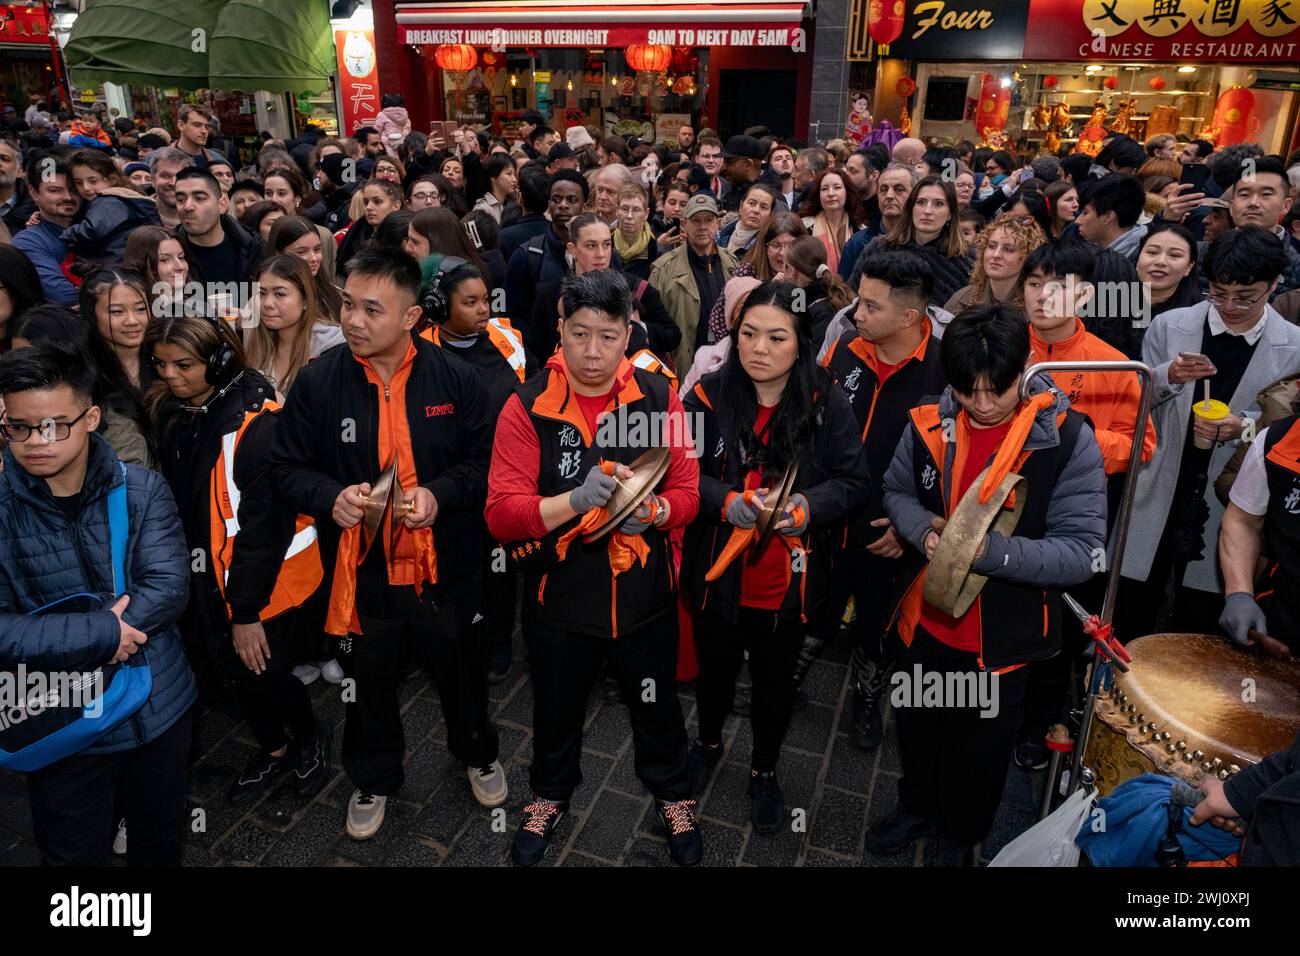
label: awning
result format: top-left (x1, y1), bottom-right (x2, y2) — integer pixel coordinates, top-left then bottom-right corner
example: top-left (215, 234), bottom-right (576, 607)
top-left (64, 0), bottom-right (227, 90)
top-left (208, 0), bottom-right (335, 95)
top-left (396, 0), bottom-right (809, 47)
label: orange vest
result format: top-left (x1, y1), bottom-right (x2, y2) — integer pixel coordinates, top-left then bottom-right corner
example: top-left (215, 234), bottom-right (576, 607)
top-left (421, 317), bottom-right (529, 383)
top-left (210, 404), bottom-right (324, 621)
top-left (628, 348), bottom-right (679, 390)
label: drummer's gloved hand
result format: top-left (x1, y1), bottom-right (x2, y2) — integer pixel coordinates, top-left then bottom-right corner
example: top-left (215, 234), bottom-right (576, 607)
top-left (725, 490), bottom-right (763, 529)
top-left (619, 494), bottom-right (665, 535)
top-left (778, 493), bottom-right (810, 536)
top-left (1220, 591), bottom-right (1267, 647)
top-left (569, 463), bottom-right (618, 514)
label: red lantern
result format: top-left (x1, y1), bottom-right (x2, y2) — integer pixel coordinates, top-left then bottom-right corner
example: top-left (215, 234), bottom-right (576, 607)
top-left (1210, 86), bottom-right (1261, 147)
top-left (1103, 76), bottom-right (1118, 90)
top-left (868, 0), bottom-right (905, 56)
top-left (434, 44), bottom-right (477, 72)
top-left (625, 44), bottom-right (672, 73)
top-left (976, 73), bottom-right (1011, 135)
top-left (482, 50), bottom-right (502, 68)
top-left (670, 46), bottom-right (696, 74)
top-left (1042, 74), bottom-right (1059, 89)
top-left (1148, 75), bottom-right (1167, 91)
top-left (895, 76), bottom-right (916, 98)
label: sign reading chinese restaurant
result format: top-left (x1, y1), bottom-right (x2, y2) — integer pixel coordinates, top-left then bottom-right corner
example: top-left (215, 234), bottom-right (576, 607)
top-left (1024, 0), bottom-right (1300, 61)
top-left (0, 2), bottom-right (52, 44)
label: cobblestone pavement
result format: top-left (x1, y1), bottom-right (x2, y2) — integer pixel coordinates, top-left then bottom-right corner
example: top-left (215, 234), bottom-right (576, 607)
top-left (0, 632), bottom-right (1041, 867)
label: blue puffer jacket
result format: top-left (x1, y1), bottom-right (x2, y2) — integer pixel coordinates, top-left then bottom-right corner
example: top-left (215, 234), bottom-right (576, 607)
top-left (0, 434), bottom-right (196, 755)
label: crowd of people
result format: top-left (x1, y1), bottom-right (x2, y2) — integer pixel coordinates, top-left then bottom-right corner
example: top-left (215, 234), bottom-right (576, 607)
top-left (2, 95), bottom-right (1300, 868)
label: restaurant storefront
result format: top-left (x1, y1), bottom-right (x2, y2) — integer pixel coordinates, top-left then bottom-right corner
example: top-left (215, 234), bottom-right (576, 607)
top-left (375, 0), bottom-right (816, 142)
top-left (865, 0), bottom-right (1300, 155)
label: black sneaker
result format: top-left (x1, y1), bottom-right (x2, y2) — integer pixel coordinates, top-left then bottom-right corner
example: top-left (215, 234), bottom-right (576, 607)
top-left (656, 799), bottom-right (703, 866)
top-left (865, 804), bottom-right (937, 854)
top-left (732, 685), bottom-right (751, 715)
top-left (1015, 735), bottom-right (1050, 771)
top-left (602, 676), bottom-right (623, 703)
top-left (512, 797), bottom-right (568, 866)
top-left (747, 771), bottom-right (785, 835)
top-left (486, 636), bottom-right (512, 684)
top-left (851, 689), bottom-right (884, 751)
top-left (293, 720), bottom-right (333, 800)
top-left (686, 739), bottom-right (723, 795)
top-left (227, 748), bottom-right (293, 806)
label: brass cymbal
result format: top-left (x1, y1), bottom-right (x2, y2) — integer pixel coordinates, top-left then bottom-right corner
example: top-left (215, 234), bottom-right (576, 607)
top-left (582, 447), bottom-right (673, 543)
top-left (360, 464), bottom-right (396, 561)
top-left (924, 467), bottom-right (1025, 618)
top-left (751, 461), bottom-right (799, 561)
top-left (390, 472), bottom-right (416, 551)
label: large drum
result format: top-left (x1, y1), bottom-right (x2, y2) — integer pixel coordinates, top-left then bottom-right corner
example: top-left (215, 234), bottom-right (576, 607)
top-left (1082, 633), bottom-right (1300, 796)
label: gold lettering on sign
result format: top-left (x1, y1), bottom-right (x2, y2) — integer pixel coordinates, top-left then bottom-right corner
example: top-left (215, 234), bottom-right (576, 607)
top-left (910, 1), bottom-right (996, 40)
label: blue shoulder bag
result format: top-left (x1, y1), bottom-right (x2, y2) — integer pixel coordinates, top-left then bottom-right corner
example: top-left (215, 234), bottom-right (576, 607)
top-left (0, 463), bottom-right (153, 771)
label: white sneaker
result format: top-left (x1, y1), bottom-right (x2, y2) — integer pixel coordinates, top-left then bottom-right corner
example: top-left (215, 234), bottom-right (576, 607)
top-left (468, 760), bottom-right (508, 808)
top-left (346, 790), bottom-right (387, 840)
top-left (292, 663), bottom-right (321, 685)
top-left (320, 659), bottom-right (344, 684)
top-left (112, 819), bottom-right (127, 856)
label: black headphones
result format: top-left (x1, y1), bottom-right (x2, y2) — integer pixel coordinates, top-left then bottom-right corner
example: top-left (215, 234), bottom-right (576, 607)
top-left (203, 314), bottom-right (239, 387)
top-left (420, 256), bottom-right (469, 326)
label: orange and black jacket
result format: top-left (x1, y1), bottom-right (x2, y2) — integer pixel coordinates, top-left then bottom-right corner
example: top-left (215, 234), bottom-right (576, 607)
top-left (485, 353), bottom-right (699, 639)
top-left (881, 383), bottom-right (1108, 671)
top-left (820, 320), bottom-right (946, 548)
top-left (270, 334), bottom-right (494, 605)
top-left (1261, 413), bottom-right (1300, 629)
top-left (680, 370), bottom-right (868, 625)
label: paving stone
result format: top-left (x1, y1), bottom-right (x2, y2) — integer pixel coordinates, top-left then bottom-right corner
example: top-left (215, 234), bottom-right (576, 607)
top-left (260, 802), bottom-right (347, 867)
top-left (809, 788), bottom-right (869, 857)
top-left (400, 695), bottom-right (441, 749)
top-left (805, 848), bottom-right (856, 867)
top-left (739, 826), bottom-right (802, 867)
top-left (571, 790), bottom-right (643, 860)
top-left (335, 799), bottom-right (424, 866)
top-left (802, 659), bottom-right (847, 707)
top-left (559, 849), bottom-right (612, 867)
top-left (698, 761), bottom-right (754, 828)
top-left (384, 835), bottom-right (446, 867)
top-left (824, 733), bottom-right (872, 794)
top-left (411, 776), bottom-right (479, 846)
top-left (498, 681), bottom-right (534, 729)
top-left (624, 836), bottom-right (671, 867)
top-left (783, 701), bottom-right (836, 755)
top-left (213, 819), bottom-right (279, 864)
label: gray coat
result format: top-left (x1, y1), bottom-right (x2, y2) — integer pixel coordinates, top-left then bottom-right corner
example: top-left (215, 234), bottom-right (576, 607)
top-left (883, 379), bottom-right (1107, 588)
top-left (1123, 301), bottom-right (1300, 591)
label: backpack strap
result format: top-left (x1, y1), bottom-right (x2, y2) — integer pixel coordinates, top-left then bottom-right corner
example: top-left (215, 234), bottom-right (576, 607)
top-left (108, 462), bottom-right (128, 597)
top-left (526, 232), bottom-right (547, 287)
top-left (635, 279), bottom-right (648, 302)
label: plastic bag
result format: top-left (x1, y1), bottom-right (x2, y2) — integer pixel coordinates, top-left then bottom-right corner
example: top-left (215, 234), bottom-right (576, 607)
top-left (988, 788), bottom-right (1092, 867)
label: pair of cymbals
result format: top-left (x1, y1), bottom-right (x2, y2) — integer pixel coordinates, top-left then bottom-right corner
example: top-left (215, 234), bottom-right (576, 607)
top-left (749, 462), bottom-right (799, 562)
top-left (582, 447), bottom-right (673, 543)
top-left (924, 467), bottom-right (1025, 618)
top-left (360, 463), bottom-right (415, 560)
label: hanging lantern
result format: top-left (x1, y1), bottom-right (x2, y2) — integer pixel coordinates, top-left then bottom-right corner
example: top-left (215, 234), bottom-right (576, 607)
top-left (868, 0), bottom-right (905, 56)
top-left (1103, 76), bottom-right (1118, 90)
top-left (625, 44), bottom-right (672, 73)
top-left (976, 73), bottom-right (1011, 137)
top-left (434, 44), bottom-right (478, 72)
top-left (670, 46), bottom-right (696, 74)
top-left (1209, 86), bottom-right (1261, 147)
top-left (895, 76), bottom-right (917, 98)
top-left (1148, 75), bottom-right (1167, 91)
top-left (1042, 74), bottom-right (1059, 89)
top-left (481, 50), bottom-right (502, 68)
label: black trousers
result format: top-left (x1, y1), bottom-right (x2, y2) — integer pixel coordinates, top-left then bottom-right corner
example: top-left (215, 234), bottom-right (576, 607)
top-left (342, 586), bottom-right (498, 794)
top-left (895, 627), bottom-right (1029, 845)
top-left (810, 546), bottom-right (900, 662)
top-left (220, 610), bottom-right (318, 754)
top-left (27, 708), bottom-right (193, 866)
top-left (483, 552), bottom-right (518, 646)
top-left (527, 612), bottom-right (689, 802)
top-left (696, 605), bottom-right (804, 774)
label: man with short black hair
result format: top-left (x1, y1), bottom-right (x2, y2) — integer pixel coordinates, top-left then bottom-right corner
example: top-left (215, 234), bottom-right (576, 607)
top-left (174, 167), bottom-right (262, 285)
top-left (518, 110), bottom-right (546, 158)
top-left (694, 134), bottom-right (726, 199)
top-left (12, 154), bottom-right (80, 305)
top-left (528, 125), bottom-right (559, 159)
top-left (486, 268), bottom-right (702, 866)
top-left (1076, 172), bottom-right (1147, 260)
top-left (768, 142), bottom-right (796, 209)
top-left (1181, 138), bottom-right (1214, 165)
top-left (176, 104), bottom-right (225, 169)
top-left (500, 166), bottom-right (552, 261)
top-left (1227, 155), bottom-right (1300, 298)
top-left (271, 246), bottom-right (503, 841)
top-left (505, 169), bottom-right (589, 325)
top-left (0, 341), bottom-right (196, 865)
top-left (872, 304), bottom-right (1106, 856)
top-left (1094, 135), bottom-right (1146, 175)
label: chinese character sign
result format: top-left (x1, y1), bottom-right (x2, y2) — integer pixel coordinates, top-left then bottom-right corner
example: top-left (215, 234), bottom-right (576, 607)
top-left (336, 29), bottom-right (380, 134)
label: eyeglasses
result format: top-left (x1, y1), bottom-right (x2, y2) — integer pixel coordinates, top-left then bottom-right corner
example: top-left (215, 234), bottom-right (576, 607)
top-left (0, 406), bottom-right (93, 443)
top-left (767, 238), bottom-right (796, 252)
top-left (1208, 285), bottom-right (1270, 311)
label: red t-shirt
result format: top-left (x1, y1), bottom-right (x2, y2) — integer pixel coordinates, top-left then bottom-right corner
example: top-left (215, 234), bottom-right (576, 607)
top-left (919, 418), bottom-right (1013, 653)
top-left (740, 404), bottom-right (791, 610)
top-left (574, 390), bottom-right (612, 440)
top-left (874, 357), bottom-right (902, 388)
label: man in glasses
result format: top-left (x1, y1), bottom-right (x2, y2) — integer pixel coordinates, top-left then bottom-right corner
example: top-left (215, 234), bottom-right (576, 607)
top-left (0, 341), bottom-right (196, 864)
top-left (1121, 226), bottom-right (1300, 641)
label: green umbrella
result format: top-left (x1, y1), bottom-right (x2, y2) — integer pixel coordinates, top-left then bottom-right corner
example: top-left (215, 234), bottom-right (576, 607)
top-left (208, 0), bottom-right (335, 95)
top-left (65, 0), bottom-right (228, 91)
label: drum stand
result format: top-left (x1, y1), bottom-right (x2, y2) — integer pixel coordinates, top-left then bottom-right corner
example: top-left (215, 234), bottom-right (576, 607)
top-left (1018, 361), bottom-right (1155, 820)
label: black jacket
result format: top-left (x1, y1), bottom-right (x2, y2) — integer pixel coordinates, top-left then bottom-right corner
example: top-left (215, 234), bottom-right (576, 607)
top-left (177, 214), bottom-right (264, 286)
top-left (306, 182), bottom-right (358, 234)
top-left (1, 178), bottom-right (36, 235)
top-left (1226, 728), bottom-right (1300, 866)
top-left (525, 269), bottom-right (682, 361)
top-left (680, 370), bottom-right (868, 623)
top-left (500, 212), bottom-right (550, 261)
top-left (863, 236), bottom-right (973, 309)
top-left (270, 335), bottom-right (493, 604)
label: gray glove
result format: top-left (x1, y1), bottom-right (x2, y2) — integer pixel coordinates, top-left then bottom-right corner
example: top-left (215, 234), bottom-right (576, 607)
top-left (619, 494), bottom-right (664, 535)
top-left (1219, 592), bottom-right (1267, 647)
top-left (778, 493), bottom-right (810, 537)
top-left (726, 491), bottom-right (763, 529)
top-left (569, 463), bottom-right (617, 514)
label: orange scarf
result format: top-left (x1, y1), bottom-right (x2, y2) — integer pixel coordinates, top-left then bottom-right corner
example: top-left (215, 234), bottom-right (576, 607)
top-left (554, 460), bottom-right (652, 576)
top-left (704, 490), bottom-right (805, 581)
top-left (977, 391), bottom-right (1056, 507)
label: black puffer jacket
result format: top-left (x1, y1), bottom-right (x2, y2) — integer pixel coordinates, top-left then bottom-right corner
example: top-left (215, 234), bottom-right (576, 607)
top-left (1226, 728), bottom-right (1300, 866)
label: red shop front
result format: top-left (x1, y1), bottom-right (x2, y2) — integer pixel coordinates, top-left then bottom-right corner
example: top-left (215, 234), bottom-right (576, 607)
top-left (372, 0), bottom-right (815, 142)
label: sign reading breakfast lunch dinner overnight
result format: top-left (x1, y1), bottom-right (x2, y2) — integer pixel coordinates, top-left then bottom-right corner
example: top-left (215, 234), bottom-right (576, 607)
top-left (401, 26), bottom-right (799, 47)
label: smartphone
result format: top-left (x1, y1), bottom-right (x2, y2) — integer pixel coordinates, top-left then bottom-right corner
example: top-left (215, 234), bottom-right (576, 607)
top-left (1178, 351), bottom-right (1215, 366)
top-left (1179, 163), bottom-right (1212, 192)
top-left (667, 217), bottom-right (680, 231)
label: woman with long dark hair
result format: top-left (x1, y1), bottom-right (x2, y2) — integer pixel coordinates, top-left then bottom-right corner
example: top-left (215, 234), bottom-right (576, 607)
top-left (262, 164), bottom-right (339, 280)
top-left (266, 215), bottom-right (344, 319)
top-left (0, 243), bottom-right (43, 351)
top-left (876, 174), bottom-right (972, 308)
top-left (405, 206), bottom-right (484, 270)
top-left (123, 225), bottom-right (190, 317)
top-left (1137, 221), bottom-right (1202, 323)
top-left (681, 281), bottom-right (867, 833)
top-left (245, 254), bottom-right (344, 400)
top-left (780, 235), bottom-right (855, 343)
top-left (704, 211), bottom-right (808, 342)
top-left (144, 312), bottom-right (332, 804)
